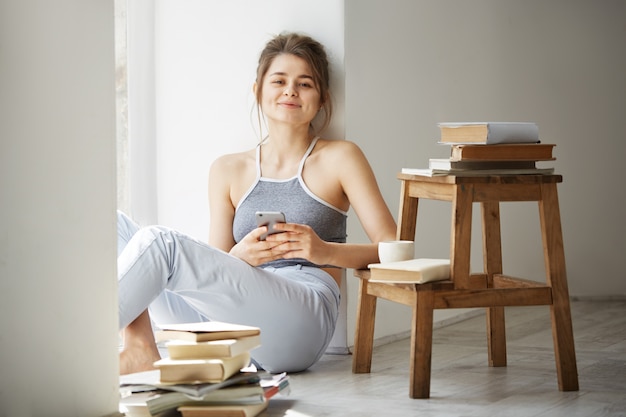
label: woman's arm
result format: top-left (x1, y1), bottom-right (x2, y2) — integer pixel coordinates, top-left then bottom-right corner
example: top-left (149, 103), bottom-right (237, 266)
top-left (338, 141), bottom-right (397, 243)
top-left (269, 140), bottom-right (397, 270)
top-left (327, 141), bottom-right (397, 269)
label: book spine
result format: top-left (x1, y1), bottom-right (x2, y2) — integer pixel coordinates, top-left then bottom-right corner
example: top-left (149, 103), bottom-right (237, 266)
top-left (450, 144), bottom-right (555, 161)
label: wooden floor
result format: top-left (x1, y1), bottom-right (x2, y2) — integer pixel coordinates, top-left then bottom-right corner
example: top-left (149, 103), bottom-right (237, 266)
top-left (264, 299), bottom-right (626, 417)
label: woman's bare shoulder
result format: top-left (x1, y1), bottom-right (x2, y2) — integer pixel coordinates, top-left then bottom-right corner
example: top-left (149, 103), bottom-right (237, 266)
top-left (314, 138), bottom-right (369, 168)
top-left (315, 138), bottom-right (364, 157)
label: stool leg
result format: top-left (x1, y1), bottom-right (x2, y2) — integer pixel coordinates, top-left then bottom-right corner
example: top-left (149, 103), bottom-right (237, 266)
top-left (481, 201), bottom-right (507, 367)
top-left (539, 184), bottom-right (579, 391)
top-left (352, 279), bottom-right (377, 374)
top-left (409, 290), bottom-right (434, 399)
top-left (487, 307), bottom-right (507, 367)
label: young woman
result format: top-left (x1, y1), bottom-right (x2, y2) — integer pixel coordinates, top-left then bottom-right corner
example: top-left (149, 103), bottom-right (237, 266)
top-left (118, 32), bottom-right (397, 375)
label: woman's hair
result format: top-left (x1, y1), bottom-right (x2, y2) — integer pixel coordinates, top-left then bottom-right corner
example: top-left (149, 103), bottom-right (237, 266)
top-left (254, 32), bottom-right (333, 137)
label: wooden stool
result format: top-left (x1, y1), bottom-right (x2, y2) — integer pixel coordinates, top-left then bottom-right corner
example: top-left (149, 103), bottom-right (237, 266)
top-left (352, 173), bottom-right (579, 399)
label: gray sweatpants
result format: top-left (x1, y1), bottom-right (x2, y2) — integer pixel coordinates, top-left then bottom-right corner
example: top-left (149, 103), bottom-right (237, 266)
top-left (117, 211), bottom-right (340, 373)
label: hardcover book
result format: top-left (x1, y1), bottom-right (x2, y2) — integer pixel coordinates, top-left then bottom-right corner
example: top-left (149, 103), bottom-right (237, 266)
top-left (368, 258), bottom-right (450, 284)
top-left (449, 143), bottom-right (556, 161)
top-left (178, 400), bottom-right (269, 417)
top-left (154, 352), bottom-right (251, 384)
top-left (428, 158), bottom-right (536, 171)
top-left (165, 335), bottom-right (261, 360)
top-left (155, 321), bottom-right (261, 343)
top-left (401, 167), bottom-right (555, 177)
top-left (438, 122), bottom-right (539, 144)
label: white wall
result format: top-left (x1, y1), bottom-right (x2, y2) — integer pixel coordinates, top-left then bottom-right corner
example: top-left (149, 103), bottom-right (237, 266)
top-left (127, 0), bottom-right (158, 226)
top-left (345, 0), bottom-right (626, 340)
top-left (0, 1), bottom-right (120, 416)
top-left (151, 0), bottom-right (345, 240)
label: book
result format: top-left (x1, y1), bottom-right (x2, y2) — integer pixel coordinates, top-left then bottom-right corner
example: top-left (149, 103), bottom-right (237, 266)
top-left (428, 158), bottom-right (536, 171)
top-left (177, 400), bottom-right (269, 417)
top-left (401, 167), bottom-right (555, 177)
top-left (120, 371), bottom-right (288, 416)
top-left (165, 335), bottom-right (261, 360)
top-left (119, 392), bottom-right (181, 417)
top-left (438, 122), bottom-right (539, 144)
top-left (154, 352), bottom-right (251, 384)
top-left (449, 143), bottom-right (556, 161)
top-left (259, 372), bottom-right (290, 399)
top-left (367, 258), bottom-right (450, 284)
top-left (150, 386), bottom-right (267, 414)
top-left (122, 385), bottom-right (266, 416)
top-left (155, 321), bottom-right (261, 343)
top-left (120, 370), bottom-right (264, 398)
top-left (121, 388), bottom-right (267, 417)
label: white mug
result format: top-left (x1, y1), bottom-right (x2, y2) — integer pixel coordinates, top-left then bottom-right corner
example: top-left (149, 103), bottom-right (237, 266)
top-left (378, 240), bottom-right (415, 263)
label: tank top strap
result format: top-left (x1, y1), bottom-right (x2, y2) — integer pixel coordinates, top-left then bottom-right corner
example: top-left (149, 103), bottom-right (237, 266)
top-left (297, 136), bottom-right (320, 177)
top-left (255, 142), bottom-right (262, 177)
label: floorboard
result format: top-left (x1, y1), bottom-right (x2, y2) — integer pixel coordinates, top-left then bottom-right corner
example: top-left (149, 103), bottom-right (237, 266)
top-left (263, 300), bottom-right (626, 417)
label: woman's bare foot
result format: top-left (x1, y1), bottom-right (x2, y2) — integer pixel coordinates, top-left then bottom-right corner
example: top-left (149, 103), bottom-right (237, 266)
top-left (120, 309), bottom-right (162, 375)
top-left (120, 343), bottom-right (161, 375)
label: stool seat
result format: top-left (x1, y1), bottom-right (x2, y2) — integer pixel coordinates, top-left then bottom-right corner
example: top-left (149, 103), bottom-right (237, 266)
top-left (352, 173), bottom-right (579, 399)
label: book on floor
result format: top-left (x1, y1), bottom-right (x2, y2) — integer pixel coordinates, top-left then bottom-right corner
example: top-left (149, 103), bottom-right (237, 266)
top-left (368, 258), bottom-right (450, 284)
top-left (120, 372), bottom-right (289, 417)
top-left (449, 143), bottom-right (556, 161)
top-left (119, 394), bottom-right (180, 417)
top-left (177, 400), bottom-right (269, 417)
top-left (438, 122), bottom-right (539, 144)
top-left (259, 372), bottom-right (290, 399)
top-left (155, 321), bottom-right (261, 343)
top-left (154, 352), bottom-right (251, 384)
top-left (165, 334), bottom-right (261, 360)
top-left (121, 385), bottom-right (266, 417)
top-left (120, 370), bottom-right (265, 398)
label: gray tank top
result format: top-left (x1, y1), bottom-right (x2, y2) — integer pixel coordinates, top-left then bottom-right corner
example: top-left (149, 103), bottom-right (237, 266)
top-left (232, 137), bottom-right (348, 268)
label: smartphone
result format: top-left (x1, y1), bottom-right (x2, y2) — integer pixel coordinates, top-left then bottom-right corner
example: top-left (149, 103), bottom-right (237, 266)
top-left (255, 211), bottom-right (286, 240)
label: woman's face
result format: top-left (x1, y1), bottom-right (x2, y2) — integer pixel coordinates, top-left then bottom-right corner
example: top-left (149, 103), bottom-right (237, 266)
top-left (258, 53), bottom-right (321, 128)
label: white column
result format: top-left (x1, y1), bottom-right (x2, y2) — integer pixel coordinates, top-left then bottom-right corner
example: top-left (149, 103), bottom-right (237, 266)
top-left (0, 1), bottom-right (120, 416)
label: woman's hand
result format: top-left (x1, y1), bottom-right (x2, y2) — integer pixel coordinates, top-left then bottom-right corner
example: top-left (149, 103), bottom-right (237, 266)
top-left (265, 222), bottom-right (331, 266)
top-left (229, 222), bottom-right (330, 267)
top-left (228, 225), bottom-right (294, 266)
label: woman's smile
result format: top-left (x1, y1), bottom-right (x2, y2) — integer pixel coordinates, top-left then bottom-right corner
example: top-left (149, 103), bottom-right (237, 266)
top-left (278, 101), bottom-right (301, 108)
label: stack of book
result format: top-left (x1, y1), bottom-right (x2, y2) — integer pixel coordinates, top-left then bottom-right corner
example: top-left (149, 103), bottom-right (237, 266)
top-left (119, 321), bottom-right (289, 417)
top-left (403, 122), bottom-right (556, 177)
